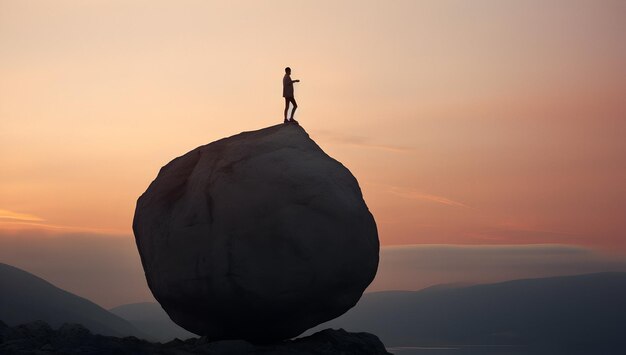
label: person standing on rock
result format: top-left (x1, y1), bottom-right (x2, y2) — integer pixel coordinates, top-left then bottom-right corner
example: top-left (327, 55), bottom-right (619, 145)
top-left (283, 67), bottom-right (300, 124)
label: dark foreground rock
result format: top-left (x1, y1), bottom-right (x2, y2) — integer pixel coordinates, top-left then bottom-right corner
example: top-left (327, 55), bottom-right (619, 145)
top-left (0, 320), bottom-right (390, 354)
top-left (133, 124), bottom-right (379, 342)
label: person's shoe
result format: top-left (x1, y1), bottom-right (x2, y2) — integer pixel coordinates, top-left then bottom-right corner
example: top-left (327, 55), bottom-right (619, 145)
top-left (284, 118), bottom-right (289, 124)
top-left (289, 118), bottom-right (299, 125)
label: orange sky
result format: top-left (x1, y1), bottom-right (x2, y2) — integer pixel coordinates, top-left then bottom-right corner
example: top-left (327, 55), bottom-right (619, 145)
top-left (1, 0), bottom-right (625, 250)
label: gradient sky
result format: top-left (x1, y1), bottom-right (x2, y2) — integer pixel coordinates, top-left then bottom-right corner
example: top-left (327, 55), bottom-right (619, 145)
top-left (1, 0), bottom-right (625, 253)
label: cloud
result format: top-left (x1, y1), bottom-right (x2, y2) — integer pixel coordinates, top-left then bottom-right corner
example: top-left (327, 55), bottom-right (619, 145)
top-left (0, 209), bottom-right (44, 222)
top-left (0, 214), bottom-right (127, 236)
top-left (368, 244), bottom-right (626, 292)
top-left (311, 130), bottom-right (411, 153)
top-left (387, 187), bottom-right (468, 208)
top-left (364, 182), bottom-right (468, 208)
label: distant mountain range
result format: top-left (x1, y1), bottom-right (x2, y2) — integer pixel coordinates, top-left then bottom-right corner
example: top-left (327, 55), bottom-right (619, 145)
top-left (0, 263), bottom-right (143, 338)
top-left (105, 272), bottom-right (626, 349)
top-left (2, 261), bottom-right (625, 350)
top-left (309, 272), bottom-right (626, 348)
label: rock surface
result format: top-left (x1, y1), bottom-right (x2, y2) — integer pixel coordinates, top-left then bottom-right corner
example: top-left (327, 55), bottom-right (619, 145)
top-left (0, 321), bottom-right (390, 354)
top-left (133, 124), bottom-right (379, 342)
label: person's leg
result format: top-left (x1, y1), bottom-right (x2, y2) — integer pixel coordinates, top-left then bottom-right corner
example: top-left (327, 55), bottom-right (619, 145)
top-left (289, 98), bottom-right (298, 120)
top-left (284, 98), bottom-right (290, 122)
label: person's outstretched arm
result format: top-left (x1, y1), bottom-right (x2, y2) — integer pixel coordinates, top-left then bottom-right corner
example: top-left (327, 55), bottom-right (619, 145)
top-left (292, 79), bottom-right (300, 83)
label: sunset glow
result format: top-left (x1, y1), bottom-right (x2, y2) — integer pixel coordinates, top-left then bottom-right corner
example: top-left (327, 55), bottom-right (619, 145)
top-left (1, 0), bottom-right (625, 251)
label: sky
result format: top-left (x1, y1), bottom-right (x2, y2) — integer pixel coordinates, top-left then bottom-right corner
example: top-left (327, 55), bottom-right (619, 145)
top-left (1, 1), bottom-right (626, 306)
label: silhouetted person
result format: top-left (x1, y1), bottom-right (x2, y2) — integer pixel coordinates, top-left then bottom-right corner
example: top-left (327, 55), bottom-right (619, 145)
top-left (283, 67), bottom-right (300, 124)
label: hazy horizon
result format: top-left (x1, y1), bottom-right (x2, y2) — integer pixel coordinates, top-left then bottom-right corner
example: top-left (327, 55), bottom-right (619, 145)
top-left (2, 229), bottom-right (626, 308)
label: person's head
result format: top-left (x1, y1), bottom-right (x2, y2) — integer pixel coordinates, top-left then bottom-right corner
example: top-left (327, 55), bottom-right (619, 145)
top-left (285, 67), bottom-right (291, 75)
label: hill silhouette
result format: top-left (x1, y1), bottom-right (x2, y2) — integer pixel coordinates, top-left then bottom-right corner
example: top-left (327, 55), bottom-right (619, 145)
top-left (110, 272), bottom-right (626, 351)
top-left (310, 272), bottom-right (626, 350)
top-left (0, 263), bottom-right (143, 338)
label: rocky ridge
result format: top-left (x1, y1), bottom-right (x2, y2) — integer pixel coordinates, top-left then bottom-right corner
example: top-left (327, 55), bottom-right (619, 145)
top-left (0, 320), bottom-right (390, 354)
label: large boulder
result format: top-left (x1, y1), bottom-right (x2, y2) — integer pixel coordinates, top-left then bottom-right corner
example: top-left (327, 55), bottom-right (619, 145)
top-left (133, 124), bottom-right (379, 342)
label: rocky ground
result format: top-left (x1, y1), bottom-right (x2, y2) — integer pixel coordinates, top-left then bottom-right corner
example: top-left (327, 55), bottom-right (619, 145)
top-left (0, 320), bottom-right (391, 354)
